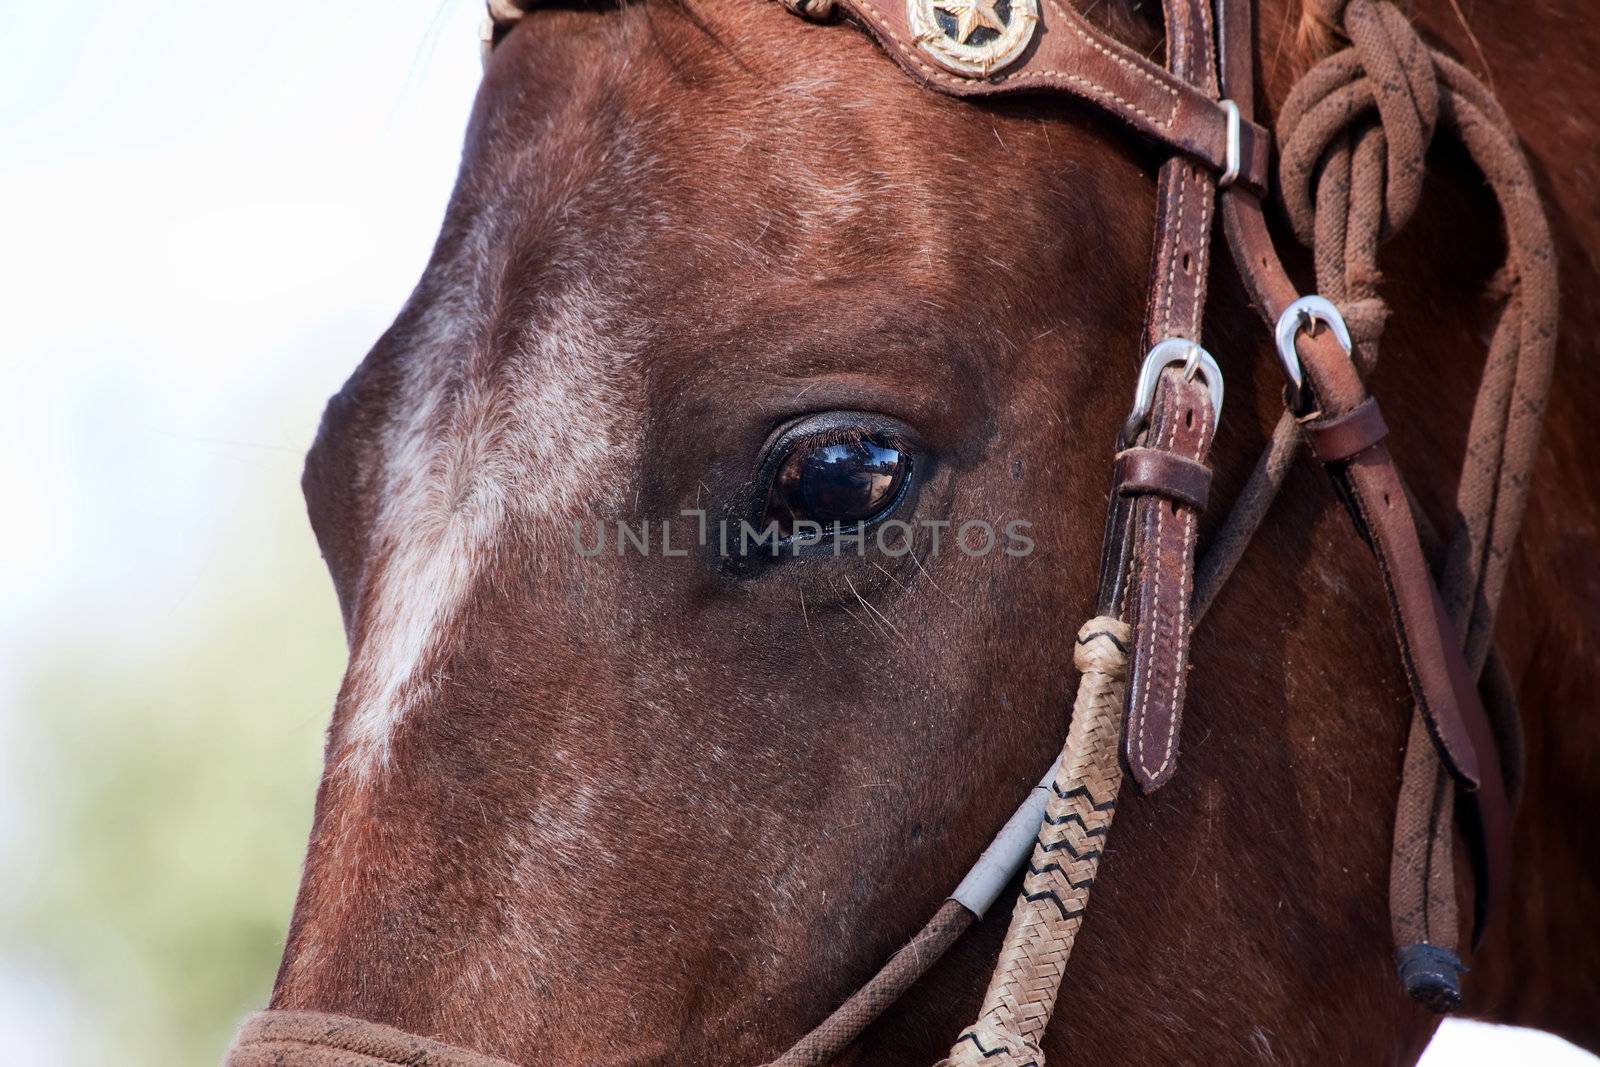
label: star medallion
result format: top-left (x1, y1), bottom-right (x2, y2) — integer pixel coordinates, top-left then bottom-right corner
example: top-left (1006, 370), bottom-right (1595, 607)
top-left (908, 0), bottom-right (1037, 78)
top-left (932, 0), bottom-right (1005, 43)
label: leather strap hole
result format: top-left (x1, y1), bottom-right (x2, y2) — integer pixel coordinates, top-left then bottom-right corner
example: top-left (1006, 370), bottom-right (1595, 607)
top-left (1181, 252), bottom-right (1193, 274)
top-left (1184, 408), bottom-right (1195, 429)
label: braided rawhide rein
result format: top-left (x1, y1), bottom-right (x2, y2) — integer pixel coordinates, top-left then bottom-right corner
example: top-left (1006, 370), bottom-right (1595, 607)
top-left (757, 621), bottom-right (1128, 1067)
top-left (937, 619), bottom-right (1130, 1067)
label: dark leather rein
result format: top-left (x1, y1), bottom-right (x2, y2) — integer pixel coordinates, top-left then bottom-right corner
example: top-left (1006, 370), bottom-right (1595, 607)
top-left (228, 1), bottom-right (1557, 1063)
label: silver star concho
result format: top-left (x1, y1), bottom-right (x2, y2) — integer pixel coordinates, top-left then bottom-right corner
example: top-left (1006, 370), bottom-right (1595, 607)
top-left (907, 0), bottom-right (1038, 78)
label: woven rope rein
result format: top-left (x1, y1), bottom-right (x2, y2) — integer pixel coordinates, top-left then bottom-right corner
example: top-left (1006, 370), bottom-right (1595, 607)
top-left (1191, 0), bottom-right (1554, 1012)
top-left (937, 618), bottom-right (1131, 1067)
top-left (1277, 0), bottom-right (1556, 1008)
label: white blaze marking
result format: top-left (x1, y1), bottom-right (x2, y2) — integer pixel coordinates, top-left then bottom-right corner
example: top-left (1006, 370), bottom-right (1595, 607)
top-left (336, 287), bottom-right (638, 780)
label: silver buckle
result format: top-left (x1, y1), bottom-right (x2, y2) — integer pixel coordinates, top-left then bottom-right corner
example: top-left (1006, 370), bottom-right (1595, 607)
top-left (1273, 296), bottom-right (1352, 404)
top-left (1123, 338), bottom-right (1224, 443)
top-left (1218, 100), bottom-right (1241, 188)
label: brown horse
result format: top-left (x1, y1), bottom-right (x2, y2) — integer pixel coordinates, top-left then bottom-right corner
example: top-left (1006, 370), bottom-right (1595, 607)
top-left (254, 0), bottom-right (1600, 1063)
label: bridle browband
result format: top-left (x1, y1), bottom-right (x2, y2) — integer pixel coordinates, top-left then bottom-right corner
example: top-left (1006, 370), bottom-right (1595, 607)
top-left (230, 1), bottom-right (1558, 1064)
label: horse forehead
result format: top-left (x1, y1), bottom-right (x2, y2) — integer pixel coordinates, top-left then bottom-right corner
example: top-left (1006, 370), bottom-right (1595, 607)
top-left (476, 2), bottom-right (1052, 246)
top-left (335, 276), bottom-right (646, 781)
top-left (326, 3), bottom-right (1072, 781)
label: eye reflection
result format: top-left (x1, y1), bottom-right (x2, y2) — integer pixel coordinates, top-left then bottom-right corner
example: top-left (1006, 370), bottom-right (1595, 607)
top-left (763, 431), bottom-right (910, 536)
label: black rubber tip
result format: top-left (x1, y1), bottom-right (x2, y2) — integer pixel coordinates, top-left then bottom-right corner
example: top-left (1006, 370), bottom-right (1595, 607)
top-left (1396, 943), bottom-right (1465, 1013)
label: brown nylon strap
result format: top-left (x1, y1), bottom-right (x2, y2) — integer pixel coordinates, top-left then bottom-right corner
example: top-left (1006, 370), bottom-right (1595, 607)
top-left (802, 0), bottom-right (1270, 193)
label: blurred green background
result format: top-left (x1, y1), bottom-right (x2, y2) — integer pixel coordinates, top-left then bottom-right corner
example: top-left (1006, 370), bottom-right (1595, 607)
top-left (0, 2), bottom-right (487, 1062)
top-left (5, 496), bottom-right (340, 1065)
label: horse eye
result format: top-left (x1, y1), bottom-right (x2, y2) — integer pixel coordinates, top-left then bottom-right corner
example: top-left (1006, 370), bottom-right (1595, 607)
top-left (763, 431), bottom-right (911, 535)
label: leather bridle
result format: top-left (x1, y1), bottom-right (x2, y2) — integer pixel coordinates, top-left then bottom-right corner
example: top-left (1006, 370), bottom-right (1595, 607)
top-left (722, 0), bottom-right (1552, 1059)
top-left (229, 2), bottom-right (1558, 1064)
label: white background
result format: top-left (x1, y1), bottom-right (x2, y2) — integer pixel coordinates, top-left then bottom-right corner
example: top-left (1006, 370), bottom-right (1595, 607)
top-left (0, 1), bottom-right (1592, 1063)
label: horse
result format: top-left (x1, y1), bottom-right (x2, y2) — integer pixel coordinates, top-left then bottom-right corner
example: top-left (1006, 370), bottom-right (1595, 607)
top-left (231, 0), bottom-right (1600, 1063)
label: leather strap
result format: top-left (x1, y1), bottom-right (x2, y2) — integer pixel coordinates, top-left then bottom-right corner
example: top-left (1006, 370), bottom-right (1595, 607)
top-left (1213, 0), bottom-right (1510, 924)
top-left (1115, 447), bottom-right (1212, 510)
top-left (826, 0), bottom-right (1270, 193)
top-left (1141, 0), bottom-right (1219, 352)
top-left (1304, 397), bottom-right (1389, 462)
top-left (1092, 0), bottom-right (1222, 795)
top-left (1117, 373), bottom-right (1216, 791)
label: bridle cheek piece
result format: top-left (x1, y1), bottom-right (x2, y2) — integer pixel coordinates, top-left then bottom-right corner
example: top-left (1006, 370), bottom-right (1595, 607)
top-left (230, 0), bottom-right (1558, 1063)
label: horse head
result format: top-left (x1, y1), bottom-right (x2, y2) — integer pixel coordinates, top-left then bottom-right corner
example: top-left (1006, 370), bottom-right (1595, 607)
top-left (239, 1), bottom-right (1600, 1064)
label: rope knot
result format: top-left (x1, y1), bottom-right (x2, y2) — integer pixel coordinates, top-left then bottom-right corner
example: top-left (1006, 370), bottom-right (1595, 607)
top-left (1073, 617), bottom-right (1131, 677)
top-left (1341, 297), bottom-right (1390, 373)
top-left (937, 1023), bottom-right (1044, 1067)
top-left (1278, 0), bottom-right (1439, 247)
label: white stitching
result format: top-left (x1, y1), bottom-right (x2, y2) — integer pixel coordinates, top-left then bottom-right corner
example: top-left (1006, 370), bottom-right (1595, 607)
top-left (1131, 387), bottom-right (1180, 778)
top-left (1135, 0), bottom-right (1220, 783)
top-left (1162, 166), bottom-right (1187, 338)
top-left (1132, 380), bottom-right (1213, 783)
top-left (1165, 0), bottom-right (1188, 76)
top-left (1195, 0), bottom-right (1219, 96)
top-left (1188, 167), bottom-right (1212, 339)
top-left (1156, 393), bottom-right (1211, 779)
top-left (1039, 0), bottom-right (1180, 124)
